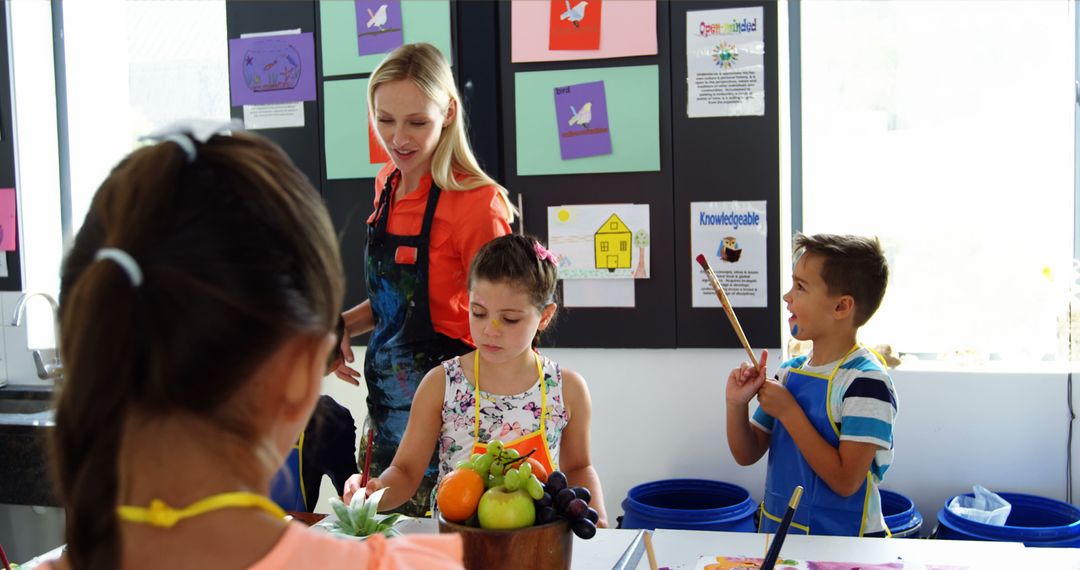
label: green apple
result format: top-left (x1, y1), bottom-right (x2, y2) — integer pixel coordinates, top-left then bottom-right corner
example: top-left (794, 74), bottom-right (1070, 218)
top-left (476, 485), bottom-right (536, 530)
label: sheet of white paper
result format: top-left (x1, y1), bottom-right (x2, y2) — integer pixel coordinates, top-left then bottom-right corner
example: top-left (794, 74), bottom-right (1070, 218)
top-left (563, 279), bottom-right (635, 308)
top-left (243, 102), bottom-right (305, 129)
top-left (691, 200), bottom-right (768, 308)
top-left (240, 28), bottom-right (302, 39)
top-left (547, 204), bottom-right (650, 280)
top-left (0, 254), bottom-right (8, 278)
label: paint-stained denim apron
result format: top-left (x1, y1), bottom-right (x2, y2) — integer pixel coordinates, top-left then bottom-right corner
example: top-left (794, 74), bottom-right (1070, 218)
top-left (362, 171), bottom-right (472, 516)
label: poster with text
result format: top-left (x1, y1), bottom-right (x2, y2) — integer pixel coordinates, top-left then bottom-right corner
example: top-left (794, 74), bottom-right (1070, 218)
top-left (515, 65), bottom-right (659, 175)
top-left (686, 7), bottom-right (764, 118)
top-left (356, 0), bottom-right (404, 55)
top-left (548, 204), bottom-right (650, 279)
top-left (549, 0), bottom-right (602, 50)
top-left (554, 80), bottom-right (612, 160)
top-left (691, 201), bottom-right (767, 308)
top-left (229, 32), bottom-right (316, 106)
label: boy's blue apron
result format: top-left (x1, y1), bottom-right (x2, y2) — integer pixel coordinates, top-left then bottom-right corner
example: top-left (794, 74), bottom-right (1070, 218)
top-left (362, 170), bottom-right (472, 516)
top-left (760, 345), bottom-right (880, 537)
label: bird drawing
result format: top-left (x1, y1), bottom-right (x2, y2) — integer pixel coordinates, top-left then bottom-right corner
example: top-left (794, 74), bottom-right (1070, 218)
top-left (559, 1), bottom-right (589, 28)
top-left (366, 4), bottom-right (388, 30)
top-left (568, 102), bottom-right (593, 129)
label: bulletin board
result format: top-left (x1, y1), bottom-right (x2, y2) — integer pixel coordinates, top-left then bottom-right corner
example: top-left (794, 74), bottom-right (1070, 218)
top-left (225, 0), bottom-right (780, 350)
top-left (0, 5), bottom-right (23, 292)
top-left (225, 1), bottom-right (494, 327)
top-left (498, 0), bottom-right (779, 349)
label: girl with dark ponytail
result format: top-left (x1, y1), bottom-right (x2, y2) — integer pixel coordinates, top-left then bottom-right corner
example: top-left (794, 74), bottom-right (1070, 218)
top-left (49, 127), bottom-right (463, 569)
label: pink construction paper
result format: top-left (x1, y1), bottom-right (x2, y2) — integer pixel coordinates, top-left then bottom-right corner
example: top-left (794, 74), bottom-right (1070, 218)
top-left (0, 188), bottom-right (16, 251)
top-left (511, 0), bottom-right (657, 62)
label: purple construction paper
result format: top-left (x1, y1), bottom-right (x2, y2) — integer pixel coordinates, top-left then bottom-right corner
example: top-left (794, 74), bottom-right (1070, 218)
top-left (553, 80), bottom-right (613, 160)
top-left (356, 0), bottom-right (404, 56)
top-left (229, 33), bottom-right (316, 106)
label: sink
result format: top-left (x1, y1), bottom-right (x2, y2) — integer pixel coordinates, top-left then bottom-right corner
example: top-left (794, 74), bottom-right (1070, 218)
top-left (0, 398), bottom-right (52, 414)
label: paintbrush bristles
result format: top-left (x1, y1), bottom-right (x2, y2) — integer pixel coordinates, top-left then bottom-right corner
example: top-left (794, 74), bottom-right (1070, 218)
top-left (696, 254), bottom-right (758, 368)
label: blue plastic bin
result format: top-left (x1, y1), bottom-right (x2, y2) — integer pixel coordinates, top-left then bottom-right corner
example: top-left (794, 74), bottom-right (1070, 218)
top-left (620, 479), bottom-right (757, 532)
top-left (936, 492), bottom-right (1080, 547)
top-left (881, 489), bottom-right (922, 538)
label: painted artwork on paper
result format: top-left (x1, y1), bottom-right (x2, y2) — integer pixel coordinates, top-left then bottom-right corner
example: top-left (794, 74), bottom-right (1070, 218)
top-left (356, 0), bottom-right (404, 55)
top-left (547, 204), bottom-right (649, 279)
top-left (229, 33), bottom-right (317, 106)
top-left (554, 80), bottom-right (612, 160)
top-left (0, 188), bottom-right (16, 252)
top-left (549, 0), bottom-right (602, 50)
top-left (691, 556), bottom-right (970, 570)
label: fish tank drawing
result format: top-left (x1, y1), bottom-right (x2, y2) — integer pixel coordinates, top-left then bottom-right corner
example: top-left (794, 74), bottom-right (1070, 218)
top-left (243, 39), bottom-right (302, 93)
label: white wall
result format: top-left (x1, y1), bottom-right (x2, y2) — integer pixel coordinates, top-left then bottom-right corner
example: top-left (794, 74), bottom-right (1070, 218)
top-left (319, 347), bottom-right (1080, 535)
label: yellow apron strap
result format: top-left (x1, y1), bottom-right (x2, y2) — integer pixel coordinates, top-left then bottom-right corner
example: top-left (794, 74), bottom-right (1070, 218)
top-left (760, 502), bottom-right (811, 534)
top-left (473, 351), bottom-right (548, 457)
top-left (297, 430), bottom-right (307, 510)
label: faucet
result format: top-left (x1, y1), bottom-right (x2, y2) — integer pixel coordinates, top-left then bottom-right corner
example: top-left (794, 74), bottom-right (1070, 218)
top-left (11, 292), bottom-right (63, 383)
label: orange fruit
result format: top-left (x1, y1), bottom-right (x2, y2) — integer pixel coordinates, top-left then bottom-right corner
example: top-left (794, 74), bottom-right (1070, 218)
top-left (436, 467), bottom-right (485, 522)
top-left (525, 457), bottom-right (549, 484)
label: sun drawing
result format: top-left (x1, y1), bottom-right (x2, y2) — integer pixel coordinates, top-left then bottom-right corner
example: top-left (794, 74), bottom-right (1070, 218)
top-left (556, 208), bottom-right (572, 223)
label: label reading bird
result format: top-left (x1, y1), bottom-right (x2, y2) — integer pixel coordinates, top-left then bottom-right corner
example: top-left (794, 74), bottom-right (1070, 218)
top-left (560, 0), bottom-right (589, 28)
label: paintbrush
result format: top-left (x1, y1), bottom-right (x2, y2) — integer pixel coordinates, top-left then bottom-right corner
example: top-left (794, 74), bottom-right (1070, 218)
top-left (695, 254), bottom-right (758, 368)
top-left (760, 485), bottom-right (804, 570)
top-left (359, 427), bottom-right (375, 489)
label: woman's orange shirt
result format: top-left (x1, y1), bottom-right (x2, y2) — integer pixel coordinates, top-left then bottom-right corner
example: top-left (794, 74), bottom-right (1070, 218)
top-left (368, 162), bottom-right (511, 345)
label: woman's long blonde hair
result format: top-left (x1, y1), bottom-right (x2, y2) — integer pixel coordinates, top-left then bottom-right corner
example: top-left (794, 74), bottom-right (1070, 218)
top-left (367, 43), bottom-right (515, 223)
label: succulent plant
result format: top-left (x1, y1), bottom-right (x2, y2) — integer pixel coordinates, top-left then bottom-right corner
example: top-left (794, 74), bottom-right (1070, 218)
top-left (319, 487), bottom-right (408, 539)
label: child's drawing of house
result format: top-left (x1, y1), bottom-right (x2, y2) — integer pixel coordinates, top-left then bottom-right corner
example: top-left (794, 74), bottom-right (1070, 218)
top-left (594, 214), bottom-right (632, 271)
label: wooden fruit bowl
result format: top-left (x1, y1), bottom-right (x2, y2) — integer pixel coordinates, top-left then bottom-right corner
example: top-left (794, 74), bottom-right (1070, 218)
top-left (437, 514), bottom-right (572, 570)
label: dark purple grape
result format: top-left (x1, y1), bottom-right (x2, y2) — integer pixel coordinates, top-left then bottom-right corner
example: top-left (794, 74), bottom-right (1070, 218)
top-left (572, 486), bottom-right (592, 504)
top-left (536, 506), bottom-right (557, 525)
top-left (565, 498), bottom-right (587, 520)
top-left (545, 471), bottom-right (568, 495)
top-left (585, 507), bottom-right (599, 524)
top-left (571, 518), bottom-right (597, 539)
top-left (536, 492), bottom-right (553, 509)
top-left (556, 488), bottom-right (576, 511)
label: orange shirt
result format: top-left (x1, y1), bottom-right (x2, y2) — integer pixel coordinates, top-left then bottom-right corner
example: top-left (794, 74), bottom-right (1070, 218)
top-left (368, 162), bottom-right (511, 345)
top-left (40, 525), bottom-right (464, 570)
top-left (249, 525), bottom-right (464, 569)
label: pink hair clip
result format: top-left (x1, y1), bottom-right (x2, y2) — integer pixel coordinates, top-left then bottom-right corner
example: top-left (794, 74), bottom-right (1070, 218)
top-left (533, 242), bottom-right (559, 267)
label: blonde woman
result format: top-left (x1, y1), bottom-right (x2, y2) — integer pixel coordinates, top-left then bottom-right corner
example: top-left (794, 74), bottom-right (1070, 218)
top-left (332, 43), bottom-right (513, 516)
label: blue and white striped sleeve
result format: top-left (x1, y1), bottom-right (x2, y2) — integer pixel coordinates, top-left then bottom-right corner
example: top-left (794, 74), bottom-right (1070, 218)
top-left (750, 405), bottom-right (774, 433)
top-left (839, 372), bottom-right (897, 450)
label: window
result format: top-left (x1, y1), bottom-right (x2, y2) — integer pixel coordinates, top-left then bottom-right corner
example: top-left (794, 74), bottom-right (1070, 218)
top-left (10, 0), bottom-right (229, 347)
top-left (795, 1), bottom-right (1076, 362)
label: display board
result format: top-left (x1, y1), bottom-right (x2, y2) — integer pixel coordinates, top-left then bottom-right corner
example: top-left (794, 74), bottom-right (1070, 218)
top-left (225, 1), bottom-right (780, 350)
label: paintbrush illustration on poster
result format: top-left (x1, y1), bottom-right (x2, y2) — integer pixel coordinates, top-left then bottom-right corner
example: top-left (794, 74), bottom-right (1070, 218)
top-left (686, 6), bottom-right (765, 118)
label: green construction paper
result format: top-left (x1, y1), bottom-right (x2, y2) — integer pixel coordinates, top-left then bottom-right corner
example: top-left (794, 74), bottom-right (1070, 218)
top-left (515, 65), bottom-right (660, 176)
top-left (324, 78), bottom-right (385, 180)
top-left (320, 0), bottom-right (453, 77)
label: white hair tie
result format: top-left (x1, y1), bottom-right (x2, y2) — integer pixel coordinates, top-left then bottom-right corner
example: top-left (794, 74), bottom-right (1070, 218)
top-left (162, 134), bottom-right (196, 163)
top-left (139, 118), bottom-right (244, 163)
top-left (94, 248), bottom-right (143, 287)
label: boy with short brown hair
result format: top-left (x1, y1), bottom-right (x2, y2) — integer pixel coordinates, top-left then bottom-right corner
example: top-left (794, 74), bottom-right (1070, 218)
top-left (725, 233), bottom-right (897, 537)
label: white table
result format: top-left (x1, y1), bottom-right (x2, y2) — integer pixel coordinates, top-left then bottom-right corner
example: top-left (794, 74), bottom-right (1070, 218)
top-left (582, 527), bottom-right (1080, 569)
top-left (19, 521), bottom-right (1080, 569)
